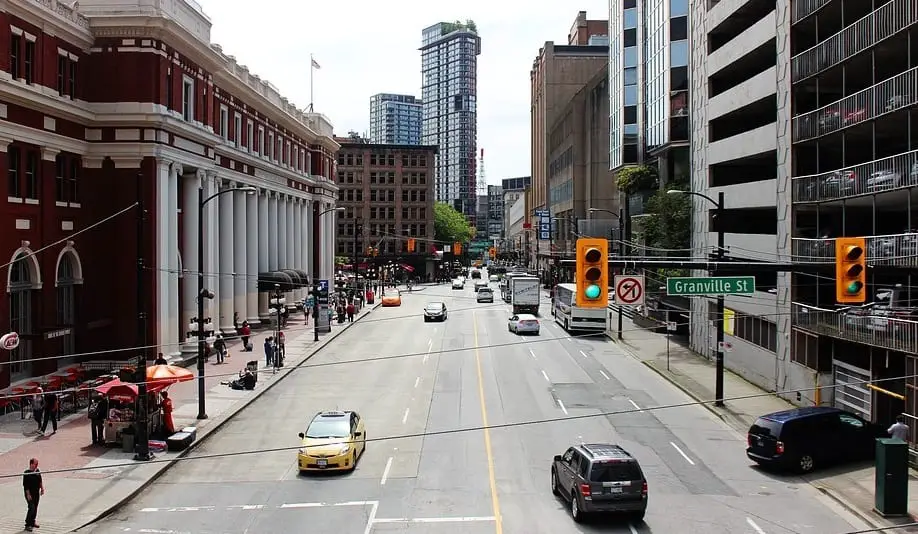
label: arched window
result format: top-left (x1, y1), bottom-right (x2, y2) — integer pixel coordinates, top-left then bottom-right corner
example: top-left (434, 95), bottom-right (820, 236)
top-left (8, 253), bottom-right (33, 378)
top-left (56, 253), bottom-right (77, 361)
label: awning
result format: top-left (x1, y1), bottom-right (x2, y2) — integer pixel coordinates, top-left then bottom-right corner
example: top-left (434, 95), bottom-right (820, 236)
top-left (281, 269), bottom-right (306, 289)
top-left (257, 271), bottom-right (294, 292)
top-left (291, 269), bottom-right (310, 287)
top-left (399, 263), bottom-right (415, 273)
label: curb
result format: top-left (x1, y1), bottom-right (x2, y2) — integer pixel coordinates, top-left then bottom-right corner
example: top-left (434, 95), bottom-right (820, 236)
top-left (72, 302), bottom-right (382, 532)
top-left (811, 484), bottom-right (884, 529)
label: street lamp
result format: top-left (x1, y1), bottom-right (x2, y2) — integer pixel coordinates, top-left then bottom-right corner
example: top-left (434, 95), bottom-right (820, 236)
top-left (269, 283), bottom-right (286, 367)
top-left (197, 184), bottom-right (256, 420)
top-left (667, 189), bottom-right (726, 407)
top-left (312, 207), bottom-right (344, 342)
top-left (589, 207), bottom-right (624, 340)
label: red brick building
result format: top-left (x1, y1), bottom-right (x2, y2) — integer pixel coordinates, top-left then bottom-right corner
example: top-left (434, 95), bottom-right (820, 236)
top-left (0, 0), bottom-right (339, 389)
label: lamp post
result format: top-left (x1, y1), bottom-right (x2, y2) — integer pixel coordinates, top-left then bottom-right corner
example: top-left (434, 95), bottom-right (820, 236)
top-left (313, 207), bottom-right (344, 342)
top-left (197, 184), bottom-right (256, 420)
top-left (589, 208), bottom-right (624, 340)
top-left (667, 189), bottom-right (726, 407)
top-left (134, 172), bottom-right (152, 461)
top-left (270, 284), bottom-right (285, 367)
top-left (353, 222), bottom-right (362, 282)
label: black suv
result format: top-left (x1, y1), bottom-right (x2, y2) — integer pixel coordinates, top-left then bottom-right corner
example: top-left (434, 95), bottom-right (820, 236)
top-left (746, 406), bottom-right (884, 473)
top-left (551, 444), bottom-right (647, 523)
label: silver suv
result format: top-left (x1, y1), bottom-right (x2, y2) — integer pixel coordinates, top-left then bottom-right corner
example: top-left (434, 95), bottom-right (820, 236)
top-left (551, 444), bottom-right (647, 523)
top-left (476, 287), bottom-right (494, 303)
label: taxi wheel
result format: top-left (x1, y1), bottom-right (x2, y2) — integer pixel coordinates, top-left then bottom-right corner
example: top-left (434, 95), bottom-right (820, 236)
top-left (362, 434), bottom-right (367, 454)
top-left (350, 450), bottom-right (358, 471)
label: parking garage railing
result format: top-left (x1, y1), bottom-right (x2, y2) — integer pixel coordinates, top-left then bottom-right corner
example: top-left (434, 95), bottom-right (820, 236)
top-left (793, 65), bottom-right (918, 142)
top-left (793, 302), bottom-right (918, 354)
top-left (792, 233), bottom-right (918, 267)
top-left (793, 0), bottom-right (831, 24)
top-left (792, 0), bottom-right (917, 82)
top-left (793, 149), bottom-right (918, 203)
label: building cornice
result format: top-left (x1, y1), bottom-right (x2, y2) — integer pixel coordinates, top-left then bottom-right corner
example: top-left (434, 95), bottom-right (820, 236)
top-left (4, 0), bottom-right (94, 50)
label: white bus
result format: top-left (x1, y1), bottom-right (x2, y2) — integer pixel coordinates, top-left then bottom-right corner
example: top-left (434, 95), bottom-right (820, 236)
top-left (552, 283), bottom-right (609, 332)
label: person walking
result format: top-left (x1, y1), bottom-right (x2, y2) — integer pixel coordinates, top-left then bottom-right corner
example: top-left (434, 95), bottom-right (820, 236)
top-left (264, 336), bottom-right (274, 368)
top-left (276, 331), bottom-right (286, 365)
top-left (240, 321), bottom-right (252, 352)
top-left (346, 301), bottom-right (355, 322)
top-left (23, 457), bottom-right (43, 532)
top-left (30, 388), bottom-right (43, 434)
top-left (88, 393), bottom-right (108, 445)
top-left (213, 334), bottom-right (227, 364)
top-left (40, 389), bottom-right (58, 435)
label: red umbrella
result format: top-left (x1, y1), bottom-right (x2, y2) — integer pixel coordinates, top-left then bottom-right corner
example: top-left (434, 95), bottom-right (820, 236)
top-left (94, 378), bottom-right (165, 401)
top-left (146, 364), bottom-right (194, 385)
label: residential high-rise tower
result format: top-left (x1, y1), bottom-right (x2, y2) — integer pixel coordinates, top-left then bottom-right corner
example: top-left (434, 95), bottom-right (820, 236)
top-left (368, 93), bottom-right (423, 145)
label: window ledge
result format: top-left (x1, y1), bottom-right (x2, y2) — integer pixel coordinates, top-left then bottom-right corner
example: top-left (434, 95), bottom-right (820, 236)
top-left (8, 196), bottom-right (23, 203)
top-left (24, 198), bottom-right (38, 205)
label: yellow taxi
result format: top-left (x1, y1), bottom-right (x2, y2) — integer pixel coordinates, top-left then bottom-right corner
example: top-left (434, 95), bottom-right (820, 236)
top-left (381, 290), bottom-right (402, 307)
top-left (297, 411), bottom-right (366, 473)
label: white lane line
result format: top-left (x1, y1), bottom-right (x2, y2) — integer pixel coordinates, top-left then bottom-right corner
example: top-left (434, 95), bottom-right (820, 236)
top-left (629, 524), bottom-right (639, 534)
top-left (599, 370), bottom-right (610, 380)
top-left (529, 349), bottom-right (536, 359)
top-left (579, 350), bottom-right (589, 358)
top-left (557, 399), bottom-right (568, 415)
top-left (541, 370), bottom-right (551, 382)
top-left (380, 457), bottom-right (393, 485)
top-left (226, 504), bottom-right (264, 510)
top-left (628, 399), bottom-right (643, 412)
top-left (364, 502), bottom-right (379, 534)
top-left (401, 408), bottom-right (410, 424)
top-left (279, 502), bottom-right (326, 508)
top-left (746, 517), bottom-right (767, 534)
top-left (670, 442), bottom-right (696, 465)
top-left (139, 506), bottom-right (216, 512)
top-left (335, 501), bottom-right (375, 506)
top-left (373, 516), bottom-right (496, 524)
top-left (414, 376), bottom-right (420, 388)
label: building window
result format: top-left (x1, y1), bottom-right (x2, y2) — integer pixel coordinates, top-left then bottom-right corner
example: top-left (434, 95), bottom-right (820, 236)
top-left (233, 113), bottom-right (242, 147)
top-left (24, 40), bottom-right (34, 84)
top-left (9, 254), bottom-right (33, 378)
top-left (25, 151), bottom-right (38, 200)
top-left (182, 75), bottom-right (194, 122)
top-left (55, 154), bottom-right (66, 202)
top-left (247, 121), bottom-right (254, 151)
top-left (69, 157), bottom-right (79, 203)
top-left (219, 105), bottom-right (229, 139)
top-left (268, 132), bottom-right (274, 160)
top-left (56, 253), bottom-right (76, 361)
top-left (257, 127), bottom-right (264, 155)
top-left (10, 33), bottom-right (19, 79)
top-left (8, 146), bottom-right (20, 197)
top-left (57, 55), bottom-right (66, 95)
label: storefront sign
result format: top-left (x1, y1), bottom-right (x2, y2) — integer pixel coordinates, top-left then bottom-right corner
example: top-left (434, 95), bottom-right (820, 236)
top-left (0, 332), bottom-right (20, 350)
top-left (44, 328), bottom-right (72, 340)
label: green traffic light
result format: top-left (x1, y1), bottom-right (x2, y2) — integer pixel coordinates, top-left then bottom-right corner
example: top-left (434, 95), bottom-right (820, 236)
top-left (584, 284), bottom-right (601, 299)
top-left (846, 281), bottom-right (863, 294)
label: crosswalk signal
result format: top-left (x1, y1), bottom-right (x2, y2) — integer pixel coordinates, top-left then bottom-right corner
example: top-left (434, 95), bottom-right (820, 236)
top-left (575, 238), bottom-right (608, 308)
top-left (454, 242), bottom-right (462, 255)
top-left (835, 237), bottom-right (866, 303)
top-left (407, 238), bottom-right (416, 252)
top-left (489, 247), bottom-right (496, 259)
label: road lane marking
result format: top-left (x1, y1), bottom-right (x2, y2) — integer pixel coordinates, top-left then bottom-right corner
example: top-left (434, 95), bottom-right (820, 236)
top-left (670, 442), bottom-right (696, 465)
top-left (373, 516), bottom-right (497, 524)
top-left (557, 399), bottom-right (568, 415)
top-left (279, 502), bottom-right (326, 508)
top-left (472, 315), bottom-right (503, 534)
top-left (414, 376), bottom-right (420, 388)
top-left (579, 350), bottom-right (589, 358)
top-left (541, 370), bottom-right (550, 382)
top-left (401, 408), bottom-right (410, 424)
top-left (599, 370), bottom-right (610, 380)
top-left (139, 506), bottom-right (216, 512)
top-left (746, 518), bottom-right (767, 534)
top-left (529, 349), bottom-right (536, 359)
top-left (364, 502), bottom-right (379, 534)
top-left (380, 457), bottom-right (393, 485)
top-left (227, 504), bottom-right (264, 510)
top-left (628, 399), bottom-right (643, 412)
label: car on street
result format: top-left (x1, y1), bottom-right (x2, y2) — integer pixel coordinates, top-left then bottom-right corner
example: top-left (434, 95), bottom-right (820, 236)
top-left (471, 269), bottom-right (482, 279)
top-left (746, 406), bottom-right (885, 473)
top-left (423, 302), bottom-right (448, 321)
top-left (476, 287), bottom-right (494, 303)
top-left (297, 410), bottom-right (366, 473)
top-left (452, 279), bottom-right (464, 290)
top-left (508, 314), bottom-right (540, 334)
top-left (551, 443), bottom-right (648, 522)
top-left (474, 280), bottom-right (488, 291)
top-left (489, 274), bottom-right (499, 282)
top-left (381, 291), bottom-right (402, 307)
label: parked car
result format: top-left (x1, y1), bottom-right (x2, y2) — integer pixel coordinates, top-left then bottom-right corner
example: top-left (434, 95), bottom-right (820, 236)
top-left (746, 406), bottom-right (884, 473)
top-left (551, 443), bottom-right (648, 522)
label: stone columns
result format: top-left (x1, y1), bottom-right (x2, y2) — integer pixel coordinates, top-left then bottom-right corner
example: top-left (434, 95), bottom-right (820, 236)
top-left (305, 199), bottom-right (314, 279)
top-left (278, 195), bottom-right (288, 269)
top-left (257, 189), bottom-right (270, 320)
top-left (293, 199), bottom-right (303, 299)
top-left (246, 189), bottom-right (259, 322)
top-left (233, 184), bottom-right (247, 326)
top-left (167, 163), bottom-right (180, 355)
top-left (204, 172), bottom-right (220, 328)
top-left (268, 192), bottom-right (279, 271)
top-left (155, 160), bottom-right (172, 354)
top-left (218, 181), bottom-right (235, 332)
top-left (181, 171), bottom-right (201, 349)
top-left (284, 197), bottom-right (295, 300)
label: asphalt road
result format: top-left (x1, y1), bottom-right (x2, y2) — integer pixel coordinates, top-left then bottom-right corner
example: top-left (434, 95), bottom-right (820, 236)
top-left (85, 276), bottom-right (871, 534)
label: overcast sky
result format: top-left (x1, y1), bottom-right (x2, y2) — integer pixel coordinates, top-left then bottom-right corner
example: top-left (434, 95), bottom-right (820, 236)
top-left (198, 0), bottom-right (608, 184)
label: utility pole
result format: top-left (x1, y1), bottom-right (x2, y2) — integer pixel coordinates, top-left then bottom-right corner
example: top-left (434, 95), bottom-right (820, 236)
top-left (353, 222), bottom-right (361, 281)
top-left (714, 191), bottom-right (726, 407)
top-left (134, 172), bottom-right (152, 461)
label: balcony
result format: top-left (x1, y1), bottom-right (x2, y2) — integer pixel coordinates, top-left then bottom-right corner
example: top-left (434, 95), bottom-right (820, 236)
top-left (791, 0), bottom-right (917, 83)
top-left (794, 302), bottom-right (918, 354)
top-left (792, 233), bottom-right (918, 267)
top-left (793, 66), bottom-right (918, 142)
top-left (793, 0), bottom-right (831, 23)
top-left (794, 150), bottom-right (918, 203)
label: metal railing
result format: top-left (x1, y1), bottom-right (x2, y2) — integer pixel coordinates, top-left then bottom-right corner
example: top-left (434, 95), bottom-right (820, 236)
top-left (793, 0), bottom-right (832, 23)
top-left (793, 65), bottom-right (918, 142)
top-left (791, 0), bottom-right (917, 82)
top-left (793, 302), bottom-right (918, 354)
top-left (793, 149), bottom-right (918, 203)
top-left (792, 233), bottom-right (918, 266)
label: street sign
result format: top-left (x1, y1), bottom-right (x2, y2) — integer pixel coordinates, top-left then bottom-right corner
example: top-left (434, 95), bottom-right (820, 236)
top-left (614, 275), bottom-right (645, 306)
top-left (0, 332), bottom-right (19, 350)
top-left (666, 321), bottom-right (677, 332)
top-left (666, 276), bottom-right (755, 296)
top-left (538, 216), bottom-right (552, 240)
top-left (318, 279), bottom-right (329, 292)
top-left (535, 209), bottom-right (550, 217)
top-left (718, 341), bottom-right (734, 353)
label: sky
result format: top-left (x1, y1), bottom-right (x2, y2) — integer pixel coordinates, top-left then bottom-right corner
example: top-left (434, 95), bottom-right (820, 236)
top-left (197, 0), bottom-right (609, 185)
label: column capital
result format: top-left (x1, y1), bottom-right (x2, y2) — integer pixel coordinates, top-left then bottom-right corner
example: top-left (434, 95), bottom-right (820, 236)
top-left (169, 162), bottom-right (183, 176)
top-left (196, 168), bottom-right (207, 181)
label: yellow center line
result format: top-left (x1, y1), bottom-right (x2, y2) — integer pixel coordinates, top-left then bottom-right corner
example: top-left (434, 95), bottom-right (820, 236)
top-left (473, 313), bottom-right (502, 534)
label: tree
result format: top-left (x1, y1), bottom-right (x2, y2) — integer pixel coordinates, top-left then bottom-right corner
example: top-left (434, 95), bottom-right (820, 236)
top-left (640, 182), bottom-right (692, 278)
top-left (434, 202), bottom-right (475, 245)
top-left (615, 165), bottom-right (659, 195)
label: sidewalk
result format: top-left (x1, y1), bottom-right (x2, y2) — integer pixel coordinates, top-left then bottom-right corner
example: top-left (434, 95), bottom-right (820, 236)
top-left (0, 301), bottom-right (381, 534)
top-left (610, 312), bottom-right (918, 530)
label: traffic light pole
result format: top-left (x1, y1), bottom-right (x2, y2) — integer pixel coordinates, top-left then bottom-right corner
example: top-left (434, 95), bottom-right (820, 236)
top-left (714, 191), bottom-right (725, 407)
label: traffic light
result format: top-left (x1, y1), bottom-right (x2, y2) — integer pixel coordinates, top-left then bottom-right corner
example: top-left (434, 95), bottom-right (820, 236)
top-left (489, 247), bottom-right (496, 259)
top-left (407, 238), bottom-right (416, 252)
top-left (835, 237), bottom-right (866, 303)
top-left (575, 238), bottom-right (608, 308)
top-left (454, 242), bottom-right (462, 255)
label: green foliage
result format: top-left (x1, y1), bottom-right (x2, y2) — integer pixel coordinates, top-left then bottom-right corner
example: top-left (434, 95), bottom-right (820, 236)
top-left (334, 256), bottom-right (349, 265)
top-left (642, 182), bottom-right (691, 256)
top-left (434, 202), bottom-right (475, 244)
top-left (615, 165), bottom-right (659, 195)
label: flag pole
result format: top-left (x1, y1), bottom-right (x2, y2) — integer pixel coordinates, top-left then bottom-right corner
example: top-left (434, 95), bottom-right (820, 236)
top-left (309, 54), bottom-right (315, 112)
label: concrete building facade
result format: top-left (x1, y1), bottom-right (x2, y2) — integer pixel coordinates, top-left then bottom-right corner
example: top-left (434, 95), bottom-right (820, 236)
top-left (368, 93), bottom-right (422, 145)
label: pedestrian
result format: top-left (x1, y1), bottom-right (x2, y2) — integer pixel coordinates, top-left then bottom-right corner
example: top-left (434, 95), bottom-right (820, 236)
top-left (240, 321), bottom-right (251, 352)
top-left (88, 393), bottom-right (108, 445)
top-left (346, 301), bottom-right (355, 322)
top-left (154, 352), bottom-right (168, 365)
top-left (40, 389), bottom-right (58, 435)
top-left (30, 388), bottom-right (43, 433)
top-left (264, 336), bottom-right (274, 368)
top-left (214, 334), bottom-right (226, 364)
top-left (161, 391), bottom-right (175, 435)
top-left (23, 457), bottom-right (43, 531)
top-left (889, 415), bottom-right (909, 441)
top-left (277, 331), bottom-right (286, 363)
